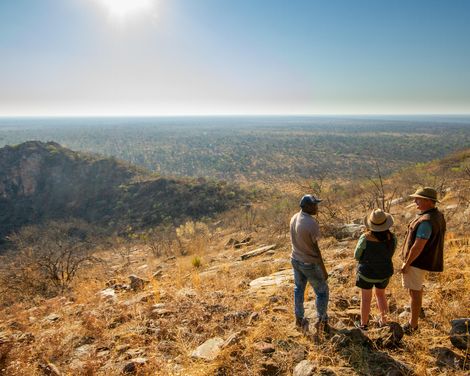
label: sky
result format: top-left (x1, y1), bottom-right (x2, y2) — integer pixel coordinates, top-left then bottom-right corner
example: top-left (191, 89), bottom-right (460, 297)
top-left (0, 0), bottom-right (469, 116)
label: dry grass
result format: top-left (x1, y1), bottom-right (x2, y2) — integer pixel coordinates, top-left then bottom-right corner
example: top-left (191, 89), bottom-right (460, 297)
top-left (1, 154), bottom-right (469, 375)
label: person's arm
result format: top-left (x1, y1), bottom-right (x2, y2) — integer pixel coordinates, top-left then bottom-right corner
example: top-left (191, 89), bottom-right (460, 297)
top-left (401, 221), bottom-right (431, 273)
top-left (313, 241), bottom-right (328, 280)
top-left (354, 235), bottom-right (366, 261)
top-left (401, 238), bottom-right (427, 273)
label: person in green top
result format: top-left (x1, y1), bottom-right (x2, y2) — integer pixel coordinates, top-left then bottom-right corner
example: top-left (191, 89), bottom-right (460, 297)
top-left (354, 208), bottom-right (397, 330)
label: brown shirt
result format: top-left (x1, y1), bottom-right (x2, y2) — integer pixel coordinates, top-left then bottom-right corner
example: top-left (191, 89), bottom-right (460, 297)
top-left (402, 208), bottom-right (446, 272)
top-left (290, 210), bottom-right (322, 264)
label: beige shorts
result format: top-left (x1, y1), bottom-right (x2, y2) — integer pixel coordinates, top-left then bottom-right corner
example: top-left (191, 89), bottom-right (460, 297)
top-left (402, 266), bottom-right (426, 291)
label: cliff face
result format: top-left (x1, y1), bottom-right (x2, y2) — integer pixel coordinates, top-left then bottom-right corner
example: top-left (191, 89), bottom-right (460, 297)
top-left (0, 141), bottom-right (138, 239)
top-left (0, 141), bottom-right (247, 242)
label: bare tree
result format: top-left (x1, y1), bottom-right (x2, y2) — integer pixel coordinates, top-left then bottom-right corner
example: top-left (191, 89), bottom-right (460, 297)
top-left (0, 220), bottom-right (99, 303)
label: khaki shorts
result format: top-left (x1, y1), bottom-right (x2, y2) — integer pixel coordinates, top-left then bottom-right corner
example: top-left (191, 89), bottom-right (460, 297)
top-left (402, 266), bottom-right (426, 291)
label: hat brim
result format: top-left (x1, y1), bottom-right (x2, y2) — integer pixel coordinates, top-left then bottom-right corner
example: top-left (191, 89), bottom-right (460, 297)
top-left (363, 213), bottom-right (394, 232)
top-left (409, 193), bottom-right (439, 202)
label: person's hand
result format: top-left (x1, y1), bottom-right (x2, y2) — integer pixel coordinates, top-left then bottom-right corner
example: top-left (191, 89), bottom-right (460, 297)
top-left (400, 263), bottom-right (409, 274)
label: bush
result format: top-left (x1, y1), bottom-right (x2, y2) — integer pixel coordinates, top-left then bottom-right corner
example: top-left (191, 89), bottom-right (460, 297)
top-left (0, 220), bottom-right (99, 305)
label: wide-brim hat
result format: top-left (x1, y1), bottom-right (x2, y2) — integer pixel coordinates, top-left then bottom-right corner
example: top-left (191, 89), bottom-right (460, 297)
top-left (364, 208), bottom-right (394, 232)
top-left (409, 187), bottom-right (439, 202)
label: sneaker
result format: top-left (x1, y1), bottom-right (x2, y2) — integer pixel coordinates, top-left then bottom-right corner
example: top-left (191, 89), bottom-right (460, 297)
top-left (402, 322), bottom-right (418, 335)
top-left (354, 321), bottom-right (368, 331)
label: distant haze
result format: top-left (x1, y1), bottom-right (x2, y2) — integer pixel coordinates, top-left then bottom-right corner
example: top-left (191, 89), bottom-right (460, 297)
top-left (0, 0), bottom-right (469, 116)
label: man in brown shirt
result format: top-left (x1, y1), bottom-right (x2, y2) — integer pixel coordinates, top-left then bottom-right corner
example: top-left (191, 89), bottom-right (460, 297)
top-left (401, 187), bottom-right (446, 334)
top-left (290, 194), bottom-right (329, 333)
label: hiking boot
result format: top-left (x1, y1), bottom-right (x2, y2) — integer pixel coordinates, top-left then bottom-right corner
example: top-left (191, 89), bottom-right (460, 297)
top-left (295, 316), bottom-right (309, 332)
top-left (314, 319), bottom-right (330, 334)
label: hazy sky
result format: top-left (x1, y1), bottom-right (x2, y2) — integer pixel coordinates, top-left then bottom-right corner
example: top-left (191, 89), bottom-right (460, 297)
top-left (1, 0), bottom-right (469, 116)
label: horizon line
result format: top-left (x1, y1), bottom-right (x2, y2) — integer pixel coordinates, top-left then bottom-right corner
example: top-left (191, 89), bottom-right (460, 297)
top-left (1, 113), bottom-right (470, 119)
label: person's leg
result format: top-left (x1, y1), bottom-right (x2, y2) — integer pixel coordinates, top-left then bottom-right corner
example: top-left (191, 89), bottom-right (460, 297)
top-left (402, 267), bottom-right (425, 330)
top-left (375, 288), bottom-right (388, 325)
top-left (292, 260), bottom-right (308, 322)
top-left (304, 264), bottom-right (329, 322)
top-left (361, 288), bottom-right (373, 326)
top-left (409, 288), bottom-right (423, 328)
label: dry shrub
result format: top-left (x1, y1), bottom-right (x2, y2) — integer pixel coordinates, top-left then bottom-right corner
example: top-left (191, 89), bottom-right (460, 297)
top-left (0, 220), bottom-right (101, 306)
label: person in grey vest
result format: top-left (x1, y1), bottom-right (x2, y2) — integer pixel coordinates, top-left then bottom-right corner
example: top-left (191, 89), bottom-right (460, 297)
top-left (354, 209), bottom-right (397, 330)
top-left (290, 194), bottom-right (329, 334)
top-left (401, 187), bottom-right (446, 334)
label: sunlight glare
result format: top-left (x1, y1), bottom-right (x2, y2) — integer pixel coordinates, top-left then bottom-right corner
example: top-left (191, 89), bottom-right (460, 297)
top-left (97, 0), bottom-right (157, 20)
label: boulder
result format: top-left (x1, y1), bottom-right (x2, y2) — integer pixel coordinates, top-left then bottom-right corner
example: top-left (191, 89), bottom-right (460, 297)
top-left (450, 318), bottom-right (470, 350)
top-left (128, 275), bottom-right (148, 291)
top-left (191, 337), bottom-right (224, 361)
top-left (368, 322), bottom-right (404, 349)
top-left (293, 360), bottom-right (315, 376)
top-left (38, 362), bottom-right (61, 376)
top-left (430, 347), bottom-right (469, 370)
top-left (249, 269), bottom-right (293, 290)
top-left (240, 244), bottom-right (276, 260)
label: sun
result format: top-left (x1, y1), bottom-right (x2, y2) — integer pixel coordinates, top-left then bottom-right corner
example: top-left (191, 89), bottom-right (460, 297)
top-left (96, 0), bottom-right (156, 19)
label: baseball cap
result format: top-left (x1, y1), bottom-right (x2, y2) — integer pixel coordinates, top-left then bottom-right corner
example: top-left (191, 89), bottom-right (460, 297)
top-left (299, 194), bottom-right (322, 207)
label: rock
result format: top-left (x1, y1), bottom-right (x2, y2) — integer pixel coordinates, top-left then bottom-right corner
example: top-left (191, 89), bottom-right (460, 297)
top-left (254, 341), bottom-right (275, 354)
top-left (152, 270), bottom-right (163, 279)
top-left (247, 312), bottom-right (259, 325)
top-left (430, 347), bottom-right (469, 369)
top-left (399, 311), bottom-right (410, 320)
top-left (128, 275), bottom-right (148, 291)
top-left (45, 313), bottom-right (61, 322)
top-left (176, 288), bottom-right (197, 299)
top-left (224, 310), bottom-right (251, 321)
top-left (369, 322), bottom-right (404, 349)
top-left (333, 224), bottom-right (364, 240)
top-left (0, 332), bottom-right (9, 344)
top-left (38, 362), bottom-right (61, 376)
top-left (450, 318), bottom-right (470, 350)
top-left (240, 244), bottom-right (276, 260)
top-left (331, 328), bottom-right (372, 350)
top-left (99, 288), bottom-right (117, 300)
top-left (293, 360), bottom-right (316, 376)
top-left (334, 298), bottom-right (349, 310)
top-left (249, 269), bottom-right (293, 290)
top-left (222, 330), bottom-right (247, 348)
top-left (151, 308), bottom-right (174, 317)
top-left (122, 292), bottom-right (154, 306)
top-left (191, 337), bottom-right (224, 360)
top-left (390, 197), bottom-right (405, 205)
top-left (260, 360), bottom-right (280, 376)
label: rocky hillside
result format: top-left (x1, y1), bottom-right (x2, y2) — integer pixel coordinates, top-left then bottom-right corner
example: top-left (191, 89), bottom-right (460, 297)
top-left (0, 141), bottom-right (250, 243)
top-left (0, 148), bottom-right (468, 375)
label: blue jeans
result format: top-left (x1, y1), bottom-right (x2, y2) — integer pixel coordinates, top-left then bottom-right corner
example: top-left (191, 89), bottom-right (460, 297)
top-left (291, 258), bottom-right (329, 321)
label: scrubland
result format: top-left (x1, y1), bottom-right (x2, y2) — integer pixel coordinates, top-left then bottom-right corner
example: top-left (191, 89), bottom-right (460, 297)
top-left (0, 149), bottom-right (469, 375)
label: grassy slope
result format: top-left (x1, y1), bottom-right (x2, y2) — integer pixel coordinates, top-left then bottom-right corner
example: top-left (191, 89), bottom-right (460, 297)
top-left (0, 150), bottom-right (468, 375)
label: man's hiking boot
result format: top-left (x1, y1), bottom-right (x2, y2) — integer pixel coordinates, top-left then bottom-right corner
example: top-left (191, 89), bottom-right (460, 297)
top-left (314, 319), bottom-right (330, 334)
top-left (295, 316), bottom-right (309, 333)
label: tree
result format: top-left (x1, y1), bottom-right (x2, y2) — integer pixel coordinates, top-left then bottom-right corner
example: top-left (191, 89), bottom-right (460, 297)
top-left (0, 220), bottom-right (99, 303)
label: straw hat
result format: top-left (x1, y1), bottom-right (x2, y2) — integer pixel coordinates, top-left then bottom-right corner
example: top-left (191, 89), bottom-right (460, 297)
top-left (364, 208), bottom-right (394, 232)
top-left (409, 187), bottom-right (439, 202)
